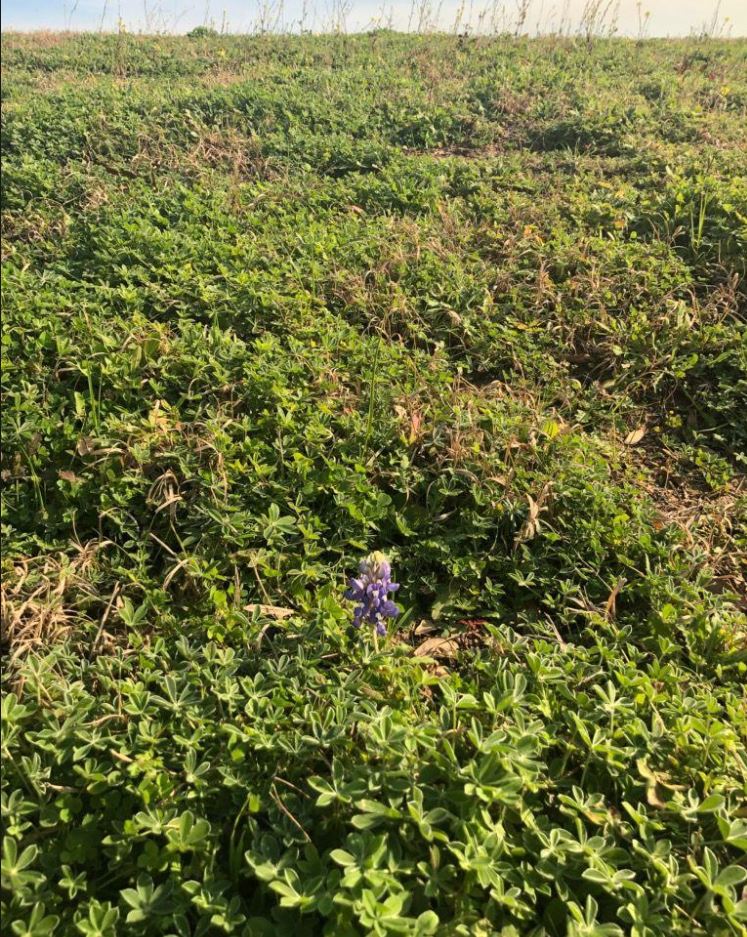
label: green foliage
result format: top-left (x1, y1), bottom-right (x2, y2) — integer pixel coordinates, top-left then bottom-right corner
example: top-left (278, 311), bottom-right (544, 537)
top-left (187, 27), bottom-right (219, 39)
top-left (1, 30), bottom-right (745, 937)
top-left (3, 617), bottom-right (747, 936)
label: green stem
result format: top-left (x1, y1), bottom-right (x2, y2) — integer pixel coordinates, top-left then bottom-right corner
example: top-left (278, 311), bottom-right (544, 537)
top-left (366, 335), bottom-right (382, 450)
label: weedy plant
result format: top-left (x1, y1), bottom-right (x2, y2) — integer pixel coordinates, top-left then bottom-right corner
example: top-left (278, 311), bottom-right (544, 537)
top-left (1, 28), bottom-right (746, 937)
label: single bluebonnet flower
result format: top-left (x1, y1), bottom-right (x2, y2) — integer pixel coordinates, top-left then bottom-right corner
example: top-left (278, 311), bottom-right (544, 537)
top-left (345, 551), bottom-right (400, 636)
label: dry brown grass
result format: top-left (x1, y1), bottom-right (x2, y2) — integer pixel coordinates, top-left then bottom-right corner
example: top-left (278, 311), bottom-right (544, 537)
top-left (1, 541), bottom-right (108, 661)
top-left (652, 481), bottom-right (745, 603)
top-left (124, 125), bottom-right (277, 183)
top-left (1, 30), bottom-right (75, 49)
top-left (619, 436), bottom-right (747, 608)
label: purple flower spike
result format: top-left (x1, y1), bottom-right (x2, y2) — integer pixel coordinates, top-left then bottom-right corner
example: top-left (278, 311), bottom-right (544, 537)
top-left (345, 551), bottom-right (400, 636)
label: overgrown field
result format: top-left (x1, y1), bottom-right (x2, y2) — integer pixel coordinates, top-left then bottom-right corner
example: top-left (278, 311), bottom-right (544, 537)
top-left (2, 30), bottom-right (746, 937)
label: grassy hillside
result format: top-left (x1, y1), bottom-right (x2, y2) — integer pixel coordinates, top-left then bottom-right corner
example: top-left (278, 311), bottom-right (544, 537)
top-left (1, 31), bottom-right (746, 937)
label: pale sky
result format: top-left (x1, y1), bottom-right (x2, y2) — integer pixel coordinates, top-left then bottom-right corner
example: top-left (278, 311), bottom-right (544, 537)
top-left (1, 0), bottom-right (745, 36)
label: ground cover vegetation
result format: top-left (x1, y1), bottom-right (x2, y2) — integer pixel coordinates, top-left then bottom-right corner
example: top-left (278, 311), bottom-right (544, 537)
top-left (1, 29), bottom-right (746, 937)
